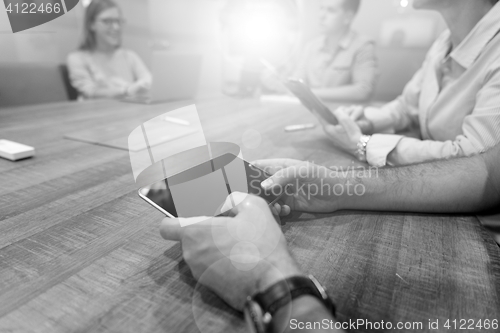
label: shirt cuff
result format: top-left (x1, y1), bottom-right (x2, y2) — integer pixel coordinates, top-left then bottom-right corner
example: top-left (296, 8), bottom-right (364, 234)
top-left (366, 134), bottom-right (404, 167)
top-left (365, 107), bottom-right (395, 134)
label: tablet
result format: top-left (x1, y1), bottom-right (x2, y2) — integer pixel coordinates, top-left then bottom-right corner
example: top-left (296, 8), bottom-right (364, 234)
top-left (138, 153), bottom-right (280, 218)
top-left (282, 79), bottom-right (338, 125)
top-left (261, 59), bottom-right (338, 125)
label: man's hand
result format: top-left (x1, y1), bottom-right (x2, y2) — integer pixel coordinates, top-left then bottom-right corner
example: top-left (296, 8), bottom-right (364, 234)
top-left (252, 159), bottom-right (345, 216)
top-left (321, 107), bottom-right (363, 156)
top-left (160, 193), bottom-right (301, 311)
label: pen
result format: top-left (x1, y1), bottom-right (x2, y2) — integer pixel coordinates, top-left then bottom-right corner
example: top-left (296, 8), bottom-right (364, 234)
top-left (284, 124), bottom-right (316, 132)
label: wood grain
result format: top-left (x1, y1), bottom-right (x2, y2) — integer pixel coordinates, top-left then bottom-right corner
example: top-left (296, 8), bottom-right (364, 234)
top-left (0, 97), bottom-right (499, 333)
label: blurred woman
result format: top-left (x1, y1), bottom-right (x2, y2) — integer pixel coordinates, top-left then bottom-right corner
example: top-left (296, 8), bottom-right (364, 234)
top-left (67, 0), bottom-right (152, 99)
top-left (323, 0), bottom-right (500, 167)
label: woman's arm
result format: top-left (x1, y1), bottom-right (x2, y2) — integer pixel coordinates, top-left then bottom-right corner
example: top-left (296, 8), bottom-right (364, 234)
top-left (67, 52), bottom-right (127, 99)
top-left (366, 65), bottom-right (500, 167)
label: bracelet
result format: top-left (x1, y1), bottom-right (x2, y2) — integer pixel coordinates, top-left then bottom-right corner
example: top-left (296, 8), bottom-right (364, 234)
top-left (356, 135), bottom-right (371, 162)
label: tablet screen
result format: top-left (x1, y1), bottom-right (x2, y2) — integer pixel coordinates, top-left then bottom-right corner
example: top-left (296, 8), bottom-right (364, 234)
top-left (138, 154), bottom-right (277, 217)
top-left (283, 79), bottom-right (338, 125)
top-left (260, 58), bottom-right (338, 125)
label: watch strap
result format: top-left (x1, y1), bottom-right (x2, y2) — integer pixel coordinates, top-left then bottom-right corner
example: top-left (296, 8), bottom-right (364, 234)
top-left (252, 275), bottom-right (335, 318)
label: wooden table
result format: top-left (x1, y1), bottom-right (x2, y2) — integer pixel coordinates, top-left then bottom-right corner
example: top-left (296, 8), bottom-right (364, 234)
top-left (0, 97), bottom-right (499, 333)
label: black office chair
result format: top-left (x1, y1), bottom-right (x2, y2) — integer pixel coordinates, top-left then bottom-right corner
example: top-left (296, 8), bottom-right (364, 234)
top-left (0, 63), bottom-right (73, 108)
top-left (59, 64), bottom-right (79, 101)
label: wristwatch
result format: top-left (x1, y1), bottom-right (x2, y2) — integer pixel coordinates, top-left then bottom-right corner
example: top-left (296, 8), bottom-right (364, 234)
top-left (244, 275), bottom-right (336, 333)
top-left (356, 135), bottom-right (371, 162)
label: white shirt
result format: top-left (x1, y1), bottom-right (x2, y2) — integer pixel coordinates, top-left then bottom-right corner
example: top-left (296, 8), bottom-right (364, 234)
top-left (365, 2), bottom-right (500, 167)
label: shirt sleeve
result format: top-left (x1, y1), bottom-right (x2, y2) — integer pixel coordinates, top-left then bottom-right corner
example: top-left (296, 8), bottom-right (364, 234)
top-left (368, 63), bottom-right (500, 167)
top-left (66, 52), bottom-right (98, 98)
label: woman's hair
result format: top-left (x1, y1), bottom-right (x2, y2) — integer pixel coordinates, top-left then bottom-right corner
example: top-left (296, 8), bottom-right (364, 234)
top-left (79, 0), bottom-right (119, 51)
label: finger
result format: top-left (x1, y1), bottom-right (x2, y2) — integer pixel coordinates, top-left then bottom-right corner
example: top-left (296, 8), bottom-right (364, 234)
top-left (225, 193), bottom-right (273, 219)
top-left (333, 108), bottom-right (361, 134)
top-left (260, 164), bottom-right (303, 191)
top-left (350, 106), bottom-right (364, 121)
top-left (270, 204), bottom-right (280, 217)
top-left (357, 119), bottom-right (372, 133)
top-left (160, 218), bottom-right (183, 241)
top-left (345, 107), bottom-right (356, 119)
top-left (281, 205), bottom-right (291, 216)
top-left (160, 216), bottom-right (228, 241)
top-left (335, 105), bottom-right (348, 113)
top-left (322, 123), bottom-right (342, 137)
top-left (274, 203), bottom-right (292, 216)
top-left (273, 203), bottom-right (282, 215)
top-left (220, 191), bottom-right (249, 216)
top-left (252, 159), bottom-right (303, 175)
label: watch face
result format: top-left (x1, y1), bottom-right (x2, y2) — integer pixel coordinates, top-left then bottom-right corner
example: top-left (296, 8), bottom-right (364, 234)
top-left (244, 299), bottom-right (266, 333)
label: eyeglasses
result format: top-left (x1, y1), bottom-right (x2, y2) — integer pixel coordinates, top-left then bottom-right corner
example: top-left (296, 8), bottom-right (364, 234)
top-left (98, 18), bottom-right (126, 27)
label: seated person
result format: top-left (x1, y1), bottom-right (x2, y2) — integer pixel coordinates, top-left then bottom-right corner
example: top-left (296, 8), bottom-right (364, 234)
top-left (324, 0), bottom-right (500, 166)
top-left (160, 143), bottom-right (500, 332)
top-left (67, 0), bottom-right (152, 99)
top-left (267, 0), bottom-right (377, 102)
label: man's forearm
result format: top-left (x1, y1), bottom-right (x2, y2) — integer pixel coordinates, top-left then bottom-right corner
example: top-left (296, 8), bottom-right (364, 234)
top-left (338, 146), bottom-right (500, 213)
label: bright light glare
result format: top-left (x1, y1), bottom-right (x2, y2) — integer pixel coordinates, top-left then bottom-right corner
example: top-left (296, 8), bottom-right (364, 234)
top-left (242, 13), bottom-right (283, 44)
top-left (222, 2), bottom-right (297, 62)
top-left (231, 5), bottom-right (289, 53)
top-left (400, 0), bottom-right (409, 8)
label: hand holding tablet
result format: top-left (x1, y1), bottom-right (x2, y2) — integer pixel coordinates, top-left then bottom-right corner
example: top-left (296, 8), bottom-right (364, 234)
top-left (260, 59), bottom-right (338, 126)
